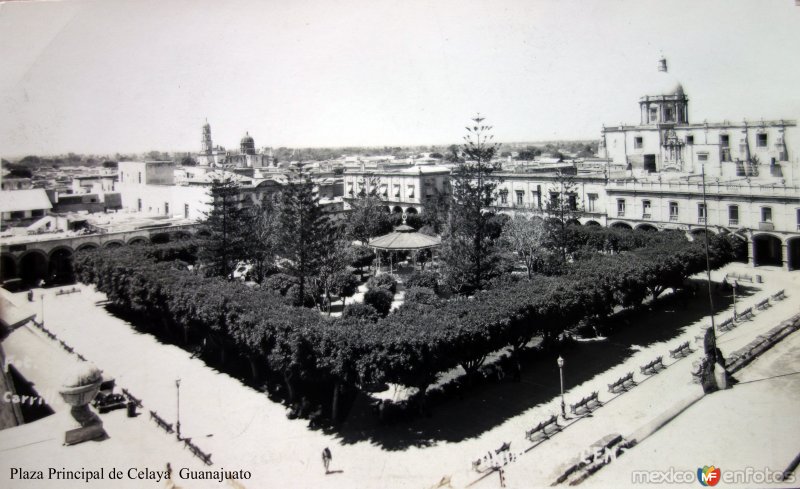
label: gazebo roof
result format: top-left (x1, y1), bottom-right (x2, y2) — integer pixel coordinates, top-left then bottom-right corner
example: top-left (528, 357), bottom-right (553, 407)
top-left (368, 225), bottom-right (441, 251)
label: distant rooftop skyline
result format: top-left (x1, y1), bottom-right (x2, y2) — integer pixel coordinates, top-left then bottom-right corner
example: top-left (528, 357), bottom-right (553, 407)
top-left (1, 0), bottom-right (798, 157)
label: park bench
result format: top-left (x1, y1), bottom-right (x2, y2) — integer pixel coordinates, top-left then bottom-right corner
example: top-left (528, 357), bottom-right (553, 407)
top-left (122, 388), bottom-right (143, 407)
top-left (725, 272), bottom-right (753, 283)
top-left (55, 287), bottom-right (81, 296)
top-left (737, 307), bottom-right (754, 321)
top-left (639, 356), bottom-right (664, 375)
top-left (149, 410), bottom-right (174, 434)
top-left (58, 340), bottom-right (74, 354)
top-left (525, 414), bottom-right (560, 441)
top-left (607, 372), bottom-right (635, 393)
top-left (717, 317), bottom-right (736, 332)
top-left (755, 298), bottom-right (771, 311)
top-left (669, 341), bottom-right (692, 359)
top-left (494, 441), bottom-right (511, 455)
top-left (570, 391), bottom-right (600, 415)
top-left (183, 439), bottom-right (213, 466)
top-left (771, 290), bottom-right (786, 301)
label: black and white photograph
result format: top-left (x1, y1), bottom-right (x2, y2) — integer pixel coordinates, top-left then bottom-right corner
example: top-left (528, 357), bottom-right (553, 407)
top-left (1, 1), bottom-right (799, 488)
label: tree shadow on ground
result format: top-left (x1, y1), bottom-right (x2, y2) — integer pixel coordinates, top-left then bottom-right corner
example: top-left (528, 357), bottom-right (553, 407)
top-left (324, 280), bottom-right (756, 450)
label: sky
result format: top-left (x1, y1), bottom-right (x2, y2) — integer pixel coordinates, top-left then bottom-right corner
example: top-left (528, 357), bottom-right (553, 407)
top-left (0, 0), bottom-right (799, 157)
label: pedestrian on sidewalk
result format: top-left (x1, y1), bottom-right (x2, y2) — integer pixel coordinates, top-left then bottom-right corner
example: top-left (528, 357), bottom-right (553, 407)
top-left (322, 447), bottom-right (332, 474)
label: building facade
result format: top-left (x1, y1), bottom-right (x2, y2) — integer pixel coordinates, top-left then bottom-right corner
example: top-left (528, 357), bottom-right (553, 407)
top-left (343, 165), bottom-right (451, 215)
top-left (344, 58), bottom-right (800, 270)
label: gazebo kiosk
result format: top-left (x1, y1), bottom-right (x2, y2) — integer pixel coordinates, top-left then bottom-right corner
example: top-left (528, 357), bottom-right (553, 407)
top-left (367, 216), bottom-right (441, 275)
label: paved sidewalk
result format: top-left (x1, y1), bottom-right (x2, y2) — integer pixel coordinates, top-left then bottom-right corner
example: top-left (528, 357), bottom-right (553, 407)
top-left (2, 262), bottom-right (796, 489)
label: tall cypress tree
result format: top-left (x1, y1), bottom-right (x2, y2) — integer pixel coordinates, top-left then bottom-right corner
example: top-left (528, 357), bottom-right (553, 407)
top-left (440, 114), bottom-right (501, 293)
top-left (276, 177), bottom-right (336, 306)
top-left (198, 176), bottom-right (249, 280)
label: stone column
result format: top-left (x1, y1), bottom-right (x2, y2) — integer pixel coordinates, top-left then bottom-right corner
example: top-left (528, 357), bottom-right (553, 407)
top-left (782, 243), bottom-right (789, 271)
top-left (747, 238), bottom-right (755, 268)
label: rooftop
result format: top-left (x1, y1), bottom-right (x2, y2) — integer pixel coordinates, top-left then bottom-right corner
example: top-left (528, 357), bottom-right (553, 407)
top-left (0, 189), bottom-right (52, 213)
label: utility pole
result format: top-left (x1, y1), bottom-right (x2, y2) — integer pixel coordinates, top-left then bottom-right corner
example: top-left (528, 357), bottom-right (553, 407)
top-left (175, 379), bottom-right (181, 440)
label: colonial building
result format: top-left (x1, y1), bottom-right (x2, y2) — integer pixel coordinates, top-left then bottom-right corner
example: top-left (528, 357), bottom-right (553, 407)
top-left (599, 57), bottom-right (799, 270)
top-left (345, 58), bottom-right (800, 270)
top-left (343, 164), bottom-right (451, 215)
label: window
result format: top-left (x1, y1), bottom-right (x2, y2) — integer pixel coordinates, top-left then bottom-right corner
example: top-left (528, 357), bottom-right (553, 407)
top-left (665, 106), bottom-right (674, 121)
top-left (757, 133), bottom-right (767, 147)
top-left (634, 136), bottom-right (643, 149)
top-left (380, 184), bottom-right (388, 197)
top-left (649, 107), bottom-right (658, 123)
top-left (697, 153), bottom-right (709, 162)
top-left (568, 194), bottom-right (577, 211)
top-left (516, 190), bottom-right (524, 206)
top-left (617, 199), bottom-right (626, 217)
top-left (550, 192), bottom-right (559, 208)
top-left (686, 135), bottom-right (694, 145)
top-left (184, 203), bottom-right (190, 218)
top-left (10, 211), bottom-right (24, 219)
top-left (587, 193), bottom-right (598, 212)
top-left (137, 198), bottom-right (142, 211)
top-left (761, 206), bottom-right (772, 223)
top-left (165, 202), bottom-right (170, 216)
top-left (728, 205), bottom-right (739, 226)
top-left (393, 185), bottom-right (400, 197)
top-left (535, 185), bottom-right (542, 209)
top-left (698, 203), bottom-right (706, 224)
top-left (407, 185), bottom-right (415, 198)
top-left (720, 134), bottom-right (729, 147)
top-left (499, 189), bottom-right (508, 204)
top-left (31, 209), bottom-right (44, 218)
top-left (642, 200), bottom-right (651, 218)
top-left (669, 201), bottom-right (679, 221)
top-left (347, 183), bottom-right (354, 195)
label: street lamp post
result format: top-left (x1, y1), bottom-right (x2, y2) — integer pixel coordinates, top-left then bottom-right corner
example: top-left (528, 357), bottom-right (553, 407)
top-left (557, 356), bottom-right (566, 419)
top-left (175, 379), bottom-right (181, 440)
top-left (732, 280), bottom-right (738, 320)
top-left (40, 294), bottom-right (45, 326)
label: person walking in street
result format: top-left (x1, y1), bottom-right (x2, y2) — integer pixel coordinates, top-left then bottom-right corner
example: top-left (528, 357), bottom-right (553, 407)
top-left (322, 447), bottom-right (332, 474)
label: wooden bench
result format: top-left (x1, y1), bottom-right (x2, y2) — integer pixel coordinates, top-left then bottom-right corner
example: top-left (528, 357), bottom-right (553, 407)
top-left (736, 307), bottom-right (754, 321)
top-left (755, 298), bottom-right (771, 311)
top-left (772, 290), bottom-right (786, 301)
top-left (639, 356), bottom-right (664, 375)
top-left (717, 317), bottom-right (736, 332)
top-left (55, 287), bottom-right (81, 296)
top-left (183, 439), bottom-right (213, 465)
top-left (494, 441), bottom-right (511, 455)
top-left (149, 410), bottom-right (174, 434)
top-left (525, 414), bottom-right (560, 441)
top-left (607, 372), bottom-right (635, 393)
top-left (570, 391), bottom-right (600, 415)
top-left (725, 272), bottom-right (753, 283)
top-left (122, 388), bottom-right (143, 408)
top-left (669, 341), bottom-right (692, 359)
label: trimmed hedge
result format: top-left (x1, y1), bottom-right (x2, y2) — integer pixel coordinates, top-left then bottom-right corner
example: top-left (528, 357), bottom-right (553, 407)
top-left (73, 231), bottom-right (738, 420)
top-left (364, 287), bottom-right (393, 316)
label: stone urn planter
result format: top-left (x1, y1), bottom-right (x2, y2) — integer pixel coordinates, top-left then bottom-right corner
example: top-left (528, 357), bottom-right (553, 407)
top-left (59, 363), bottom-right (106, 445)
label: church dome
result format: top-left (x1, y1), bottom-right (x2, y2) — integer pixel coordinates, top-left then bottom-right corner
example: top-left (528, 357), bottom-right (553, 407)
top-left (240, 132), bottom-right (256, 155)
top-left (643, 57), bottom-right (685, 97)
